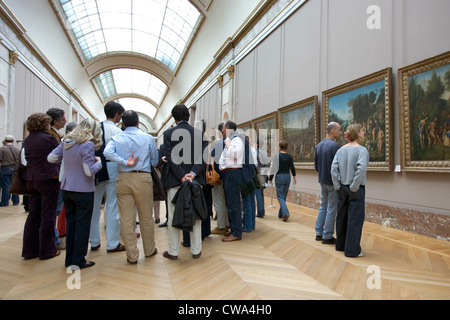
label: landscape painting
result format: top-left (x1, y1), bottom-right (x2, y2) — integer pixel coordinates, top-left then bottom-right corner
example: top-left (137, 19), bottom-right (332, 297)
top-left (253, 113), bottom-right (278, 157)
top-left (398, 52), bottom-right (450, 172)
top-left (322, 68), bottom-right (393, 171)
top-left (279, 96), bottom-right (319, 169)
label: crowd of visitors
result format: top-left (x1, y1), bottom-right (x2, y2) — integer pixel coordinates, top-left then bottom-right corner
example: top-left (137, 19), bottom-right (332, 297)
top-left (0, 101), bottom-right (369, 268)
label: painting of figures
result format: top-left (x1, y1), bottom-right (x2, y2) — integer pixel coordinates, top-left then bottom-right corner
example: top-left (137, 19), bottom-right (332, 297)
top-left (279, 96), bottom-right (319, 169)
top-left (253, 113), bottom-right (277, 157)
top-left (322, 68), bottom-right (393, 171)
top-left (399, 52), bottom-right (450, 172)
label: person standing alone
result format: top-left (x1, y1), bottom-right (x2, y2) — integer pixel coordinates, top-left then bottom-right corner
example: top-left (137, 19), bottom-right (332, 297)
top-left (0, 135), bottom-right (20, 207)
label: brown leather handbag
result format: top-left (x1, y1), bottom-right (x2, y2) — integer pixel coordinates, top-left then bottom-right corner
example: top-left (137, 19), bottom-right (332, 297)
top-left (8, 148), bottom-right (28, 195)
top-left (206, 156), bottom-right (221, 186)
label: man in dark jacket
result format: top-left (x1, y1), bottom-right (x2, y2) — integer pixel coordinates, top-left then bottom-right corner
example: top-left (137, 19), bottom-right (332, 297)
top-left (162, 105), bottom-right (208, 260)
top-left (171, 180), bottom-right (207, 231)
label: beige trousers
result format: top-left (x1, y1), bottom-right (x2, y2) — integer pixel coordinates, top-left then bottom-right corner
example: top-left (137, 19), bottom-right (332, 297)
top-left (116, 172), bottom-right (155, 262)
top-left (212, 183), bottom-right (229, 229)
top-left (167, 186), bottom-right (202, 256)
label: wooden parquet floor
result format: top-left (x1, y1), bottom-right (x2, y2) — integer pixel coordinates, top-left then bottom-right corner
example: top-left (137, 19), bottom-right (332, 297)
top-left (0, 198), bottom-right (449, 300)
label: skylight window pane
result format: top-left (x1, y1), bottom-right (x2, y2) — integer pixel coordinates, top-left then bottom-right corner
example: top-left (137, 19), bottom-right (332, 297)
top-left (132, 31), bottom-right (158, 58)
top-left (117, 98), bottom-right (157, 119)
top-left (59, 0), bottom-right (201, 71)
top-left (94, 69), bottom-right (167, 105)
top-left (104, 29), bottom-right (132, 52)
top-left (94, 71), bottom-right (116, 100)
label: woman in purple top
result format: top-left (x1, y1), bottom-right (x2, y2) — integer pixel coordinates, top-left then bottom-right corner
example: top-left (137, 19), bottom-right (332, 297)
top-left (48, 118), bottom-right (103, 269)
top-left (22, 113), bottom-right (61, 260)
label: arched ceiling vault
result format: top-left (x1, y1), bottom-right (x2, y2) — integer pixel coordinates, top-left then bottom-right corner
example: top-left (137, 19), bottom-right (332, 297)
top-left (51, 0), bottom-right (205, 129)
top-left (85, 52), bottom-right (174, 86)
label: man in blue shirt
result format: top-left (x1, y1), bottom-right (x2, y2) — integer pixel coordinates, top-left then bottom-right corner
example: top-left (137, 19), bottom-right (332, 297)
top-left (314, 122), bottom-right (341, 244)
top-left (104, 110), bottom-right (159, 264)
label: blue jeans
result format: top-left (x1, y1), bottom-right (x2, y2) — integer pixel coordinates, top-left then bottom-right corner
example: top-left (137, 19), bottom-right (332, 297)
top-left (90, 162), bottom-right (121, 250)
top-left (222, 169), bottom-right (243, 238)
top-left (242, 190), bottom-right (256, 232)
top-left (55, 189), bottom-right (63, 245)
top-left (335, 185), bottom-right (365, 257)
top-left (315, 184), bottom-right (337, 239)
top-left (255, 188), bottom-right (265, 217)
top-left (275, 173), bottom-right (291, 218)
top-left (0, 166), bottom-right (19, 206)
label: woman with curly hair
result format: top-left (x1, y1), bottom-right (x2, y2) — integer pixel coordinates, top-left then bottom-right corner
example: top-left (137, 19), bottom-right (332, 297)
top-left (22, 113), bottom-right (61, 260)
top-left (48, 118), bottom-right (103, 269)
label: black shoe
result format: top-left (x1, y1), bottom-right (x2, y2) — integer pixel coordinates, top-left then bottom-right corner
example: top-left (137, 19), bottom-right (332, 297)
top-left (322, 237), bottom-right (336, 244)
top-left (315, 235), bottom-right (322, 241)
top-left (91, 244), bottom-right (101, 251)
top-left (159, 221), bottom-right (168, 228)
top-left (80, 261), bottom-right (95, 269)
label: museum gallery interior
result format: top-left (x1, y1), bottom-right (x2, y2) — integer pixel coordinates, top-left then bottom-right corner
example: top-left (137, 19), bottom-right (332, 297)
top-left (0, 0), bottom-right (449, 301)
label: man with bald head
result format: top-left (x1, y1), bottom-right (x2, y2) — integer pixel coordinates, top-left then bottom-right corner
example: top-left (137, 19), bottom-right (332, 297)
top-left (314, 122), bottom-right (342, 244)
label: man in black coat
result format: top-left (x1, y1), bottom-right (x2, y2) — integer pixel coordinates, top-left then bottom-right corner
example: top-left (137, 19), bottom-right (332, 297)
top-left (162, 105), bottom-right (208, 260)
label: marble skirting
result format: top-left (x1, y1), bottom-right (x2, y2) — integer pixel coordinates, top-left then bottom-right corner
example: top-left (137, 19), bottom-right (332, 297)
top-left (264, 187), bottom-right (450, 241)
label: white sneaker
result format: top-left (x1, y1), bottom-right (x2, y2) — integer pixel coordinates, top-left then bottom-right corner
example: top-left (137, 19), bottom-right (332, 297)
top-left (358, 251), bottom-right (365, 257)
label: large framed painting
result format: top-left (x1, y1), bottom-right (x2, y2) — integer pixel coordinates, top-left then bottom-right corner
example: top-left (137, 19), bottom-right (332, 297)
top-left (398, 51), bottom-right (450, 173)
top-left (252, 112), bottom-right (278, 157)
top-left (322, 68), bottom-right (393, 171)
top-left (237, 121), bottom-right (252, 135)
top-left (279, 96), bottom-right (319, 169)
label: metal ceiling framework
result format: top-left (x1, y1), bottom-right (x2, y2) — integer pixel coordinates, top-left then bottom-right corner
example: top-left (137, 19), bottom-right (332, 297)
top-left (50, 0), bottom-right (204, 131)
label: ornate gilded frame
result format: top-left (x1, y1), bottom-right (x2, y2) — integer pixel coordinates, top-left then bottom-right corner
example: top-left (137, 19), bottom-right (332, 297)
top-left (398, 51), bottom-right (450, 173)
top-left (322, 68), bottom-right (393, 171)
top-left (237, 121), bottom-right (252, 135)
top-left (252, 112), bottom-right (278, 157)
top-left (279, 96), bottom-right (319, 169)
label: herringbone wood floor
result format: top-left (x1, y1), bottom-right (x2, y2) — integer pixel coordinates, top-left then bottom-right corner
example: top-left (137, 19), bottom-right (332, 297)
top-left (0, 197), bottom-right (449, 300)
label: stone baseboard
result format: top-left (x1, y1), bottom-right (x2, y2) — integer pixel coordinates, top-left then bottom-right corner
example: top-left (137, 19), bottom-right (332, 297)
top-left (264, 187), bottom-right (450, 241)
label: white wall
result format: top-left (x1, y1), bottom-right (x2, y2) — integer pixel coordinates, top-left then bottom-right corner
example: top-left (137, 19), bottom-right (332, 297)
top-left (230, 0), bottom-right (450, 215)
top-left (4, 0), bottom-right (104, 120)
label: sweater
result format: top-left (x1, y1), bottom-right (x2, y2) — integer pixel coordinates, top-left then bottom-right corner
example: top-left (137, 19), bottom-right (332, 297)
top-left (48, 139), bottom-right (102, 193)
top-left (315, 139), bottom-right (340, 186)
top-left (331, 145), bottom-right (369, 192)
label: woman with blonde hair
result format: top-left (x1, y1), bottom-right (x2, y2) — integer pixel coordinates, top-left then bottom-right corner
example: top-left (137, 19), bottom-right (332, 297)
top-left (48, 118), bottom-right (103, 269)
top-left (331, 123), bottom-right (369, 258)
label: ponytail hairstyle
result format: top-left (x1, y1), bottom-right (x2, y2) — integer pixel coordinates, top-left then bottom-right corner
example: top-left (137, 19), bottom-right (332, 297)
top-left (65, 118), bottom-right (103, 150)
top-left (344, 123), bottom-right (362, 142)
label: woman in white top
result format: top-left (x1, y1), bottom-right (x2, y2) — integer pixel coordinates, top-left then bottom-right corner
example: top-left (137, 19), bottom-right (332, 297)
top-left (331, 123), bottom-right (369, 258)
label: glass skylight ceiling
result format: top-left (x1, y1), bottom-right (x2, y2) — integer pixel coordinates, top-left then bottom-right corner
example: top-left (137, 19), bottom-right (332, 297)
top-left (93, 68), bottom-right (168, 105)
top-left (59, 0), bottom-right (201, 71)
top-left (117, 98), bottom-right (158, 119)
top-left (57, 0), bottom-right (201, 119)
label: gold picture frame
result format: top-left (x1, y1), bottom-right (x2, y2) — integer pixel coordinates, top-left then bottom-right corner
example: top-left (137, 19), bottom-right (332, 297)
top-left (398, 51), bottom-right (450, 173)
top-left (279, 96), bottom-right (319, 169)
top-left (252, 112), bottom-right (278, 157)
top-left (322, 68), bottom-right (393, 171)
